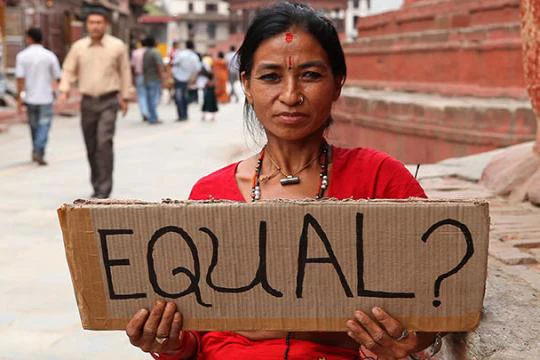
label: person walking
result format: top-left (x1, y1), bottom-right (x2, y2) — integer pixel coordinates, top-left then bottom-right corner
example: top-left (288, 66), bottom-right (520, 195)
top-left (171, 40), bottom-right (201, 121)
top-left (131, 38), bottom-right (149, 121)
top-left (59, 5), bottom-right (132, 199)
top-left (225, 45), bottom-right (240, 103)
top-left (200, 55), bottom-right (218, 121)
top-left (142, 36), bottom-right (164, 125)
top-left (213, 51), bottom-right (230, 104)
top-left (15, 27), bottom-right (62, 166)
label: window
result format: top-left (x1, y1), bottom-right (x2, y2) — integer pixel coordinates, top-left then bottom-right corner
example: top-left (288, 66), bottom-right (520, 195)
top-left (207, 23), bottom-right (216, 40)
top-left (353, 0), bottom-right (360, 9)
top-left (206, 3), bottom-right (218, 13)
top-left (188, 2), bottom-right (193, 12)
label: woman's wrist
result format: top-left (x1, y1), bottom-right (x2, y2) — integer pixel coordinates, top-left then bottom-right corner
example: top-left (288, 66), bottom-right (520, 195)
top-left (408, 332), bottom-right (443, 359)
top-left (152, 331), bottom-right (198, 360)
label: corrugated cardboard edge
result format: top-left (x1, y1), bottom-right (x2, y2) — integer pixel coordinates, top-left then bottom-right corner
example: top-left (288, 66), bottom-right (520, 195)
top-left (68, 198), bottom-right (490, 207)
top-left (81, 314), bottom-right (481, 332)
top-left (58, 205), bottom-right (108, 329)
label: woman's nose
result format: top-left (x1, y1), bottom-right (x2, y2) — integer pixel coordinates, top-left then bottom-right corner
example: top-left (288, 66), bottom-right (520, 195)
top-left (278, 77), bottom-right (301, 106)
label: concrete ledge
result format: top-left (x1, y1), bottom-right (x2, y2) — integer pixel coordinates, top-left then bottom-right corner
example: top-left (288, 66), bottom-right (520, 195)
top-left (439, 259), bottom-right (540, 359)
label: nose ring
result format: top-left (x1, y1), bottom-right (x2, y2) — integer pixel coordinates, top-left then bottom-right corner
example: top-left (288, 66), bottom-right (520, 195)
top-left (298, 95), bottom-right (304, 105)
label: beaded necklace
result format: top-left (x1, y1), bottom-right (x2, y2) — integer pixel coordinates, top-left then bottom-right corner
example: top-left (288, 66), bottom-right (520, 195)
top-left (251, 142), bottom-right (331, 201)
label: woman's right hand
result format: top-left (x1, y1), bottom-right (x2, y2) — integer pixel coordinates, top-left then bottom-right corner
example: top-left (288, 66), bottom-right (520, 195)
top-left (126, 301), bottom-right (186, 355)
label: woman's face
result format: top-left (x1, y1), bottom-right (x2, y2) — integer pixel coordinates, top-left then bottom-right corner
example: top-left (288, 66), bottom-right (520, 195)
top-left (242, 28), bottom-right (343, 142)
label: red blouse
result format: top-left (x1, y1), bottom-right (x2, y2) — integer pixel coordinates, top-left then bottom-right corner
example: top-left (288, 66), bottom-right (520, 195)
top-left (157, 146), bottom-right (426, 360)
top-left (189, 146), bottom-right (426, 201)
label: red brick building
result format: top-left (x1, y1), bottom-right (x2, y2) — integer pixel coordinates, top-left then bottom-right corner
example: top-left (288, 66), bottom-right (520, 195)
top-left (329, 0), bottom-right (536, 163)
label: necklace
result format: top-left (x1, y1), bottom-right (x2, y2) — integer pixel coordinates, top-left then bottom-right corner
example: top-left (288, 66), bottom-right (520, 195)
top-left (251, 142), bottom-right (330, 201)
top-left (266, 147), bottom-right (321, 186)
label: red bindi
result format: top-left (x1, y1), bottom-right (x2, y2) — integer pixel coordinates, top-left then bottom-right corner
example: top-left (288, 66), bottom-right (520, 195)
top-left (285, 32), bottom-right (294, 43)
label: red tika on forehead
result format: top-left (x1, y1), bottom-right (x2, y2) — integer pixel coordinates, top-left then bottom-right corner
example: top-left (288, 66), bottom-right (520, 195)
top-left (285, 32), bottom-right (294, 43)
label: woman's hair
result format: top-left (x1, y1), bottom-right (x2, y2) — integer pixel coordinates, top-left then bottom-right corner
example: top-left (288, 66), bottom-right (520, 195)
top-left (236, 1), bottom-right (347, 140)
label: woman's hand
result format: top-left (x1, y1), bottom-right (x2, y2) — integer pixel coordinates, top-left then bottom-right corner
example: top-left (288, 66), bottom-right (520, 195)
top-left (126, 301), bottom-right (188, 356)
top-left (346, 307), bottom-right (436, 360)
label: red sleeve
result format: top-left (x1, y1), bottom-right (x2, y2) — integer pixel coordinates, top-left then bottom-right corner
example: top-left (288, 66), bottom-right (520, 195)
top-left (188, 163), bottom-right (244, 201)
top-left (374, 156), bottom-right (427, 199)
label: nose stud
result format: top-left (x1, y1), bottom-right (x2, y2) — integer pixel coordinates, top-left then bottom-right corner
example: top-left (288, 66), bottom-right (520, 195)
top-left (298, 95), bottom-right (304, 105)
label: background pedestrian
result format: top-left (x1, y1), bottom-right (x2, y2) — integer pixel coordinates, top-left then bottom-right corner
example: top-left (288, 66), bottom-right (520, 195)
top-left (59, 5), bottom-right (132, 199)
top-left (15, 27), bottom-right (62, 166)
top-left (225, 45), bottom-right (240, 103)
top-left (200, 54), bottom-right (218, 121)
top-left (171, 40), bottom-right (201, 121)
top-left (142, 35), bottom-right (164, 125)
top-left (214, 51), bottom-right (230, 104)
top-left (131, 37), bottom-right (149, 121)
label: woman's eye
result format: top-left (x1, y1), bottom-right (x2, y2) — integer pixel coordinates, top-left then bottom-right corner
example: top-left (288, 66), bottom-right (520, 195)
top-left (302, 71), bottom-right (322, 80)
top-left (258, 73), bottom-right (280, 82)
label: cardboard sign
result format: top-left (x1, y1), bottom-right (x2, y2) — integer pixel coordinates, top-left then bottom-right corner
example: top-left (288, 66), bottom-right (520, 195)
top-left (58, 199), bottom-right (490, 332)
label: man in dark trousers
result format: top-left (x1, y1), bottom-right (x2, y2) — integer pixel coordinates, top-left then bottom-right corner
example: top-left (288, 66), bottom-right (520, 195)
top-left (59, 5), bottom-right (132, 199)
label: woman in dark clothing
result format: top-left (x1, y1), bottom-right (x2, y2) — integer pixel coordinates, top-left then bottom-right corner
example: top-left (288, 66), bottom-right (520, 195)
top-left (200, 55), bottom-right (218, 121)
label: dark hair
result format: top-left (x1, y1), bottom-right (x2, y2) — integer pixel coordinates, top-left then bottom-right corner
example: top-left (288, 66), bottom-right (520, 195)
top-left (218, 51), bottom-right (225, 59)
top-left (237, 1), bottom-right (347, 140)
top-left (229, 45), bottom-right (236, 52)
top-left (144, 35), bottom-right (156, 47)
top-left (186, 40), bottom-right (195, 50)
top-left (84, 5), bottom-right (110, 21)
top-left (26, 27), bottom-right (43, 44)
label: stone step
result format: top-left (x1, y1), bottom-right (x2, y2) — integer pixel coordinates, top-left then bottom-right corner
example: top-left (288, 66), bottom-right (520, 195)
top-left (330, 87), bottom-right (536, 163)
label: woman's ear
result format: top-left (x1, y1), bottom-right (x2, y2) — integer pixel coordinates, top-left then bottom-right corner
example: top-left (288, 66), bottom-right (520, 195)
top-left (333, 76), bottom-right (345, 101)
top-left (241, 71), bottom-right (253, 105)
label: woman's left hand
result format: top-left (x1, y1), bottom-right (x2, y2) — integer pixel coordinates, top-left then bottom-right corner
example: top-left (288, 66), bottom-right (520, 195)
top-left (346, 307), bottom-right (436, 360)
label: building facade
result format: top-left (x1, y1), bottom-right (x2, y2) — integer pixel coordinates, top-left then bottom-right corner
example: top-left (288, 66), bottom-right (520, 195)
top-left (228, 0), bottom-right (348, 37)
top-left (0, 0), bottom-right (145, 71)
top-left (1, 0), bottom-right (83, 71)
top-left (162, 0), bottom-right (229, 53)
top-left (345, 0), bottom-right (371, 40)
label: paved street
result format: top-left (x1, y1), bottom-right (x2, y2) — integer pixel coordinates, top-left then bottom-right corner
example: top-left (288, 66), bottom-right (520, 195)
top-left (0, 98), bottom-right (252, 359)
top-left (1, 96), bottom-right (539, 359)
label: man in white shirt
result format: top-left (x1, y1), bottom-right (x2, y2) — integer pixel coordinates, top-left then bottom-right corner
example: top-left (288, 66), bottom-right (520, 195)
top-left (171, 40), bottom-right (201, 121)
top-left (16, 27), bottom-right (62, 166)
top-left (225, 45), bottom-right (240, 103)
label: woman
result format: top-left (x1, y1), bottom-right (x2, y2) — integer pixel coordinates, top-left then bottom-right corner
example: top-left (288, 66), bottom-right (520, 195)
top-left (200, 54), bottom-right (218, 121)
top-left (126, 2), bottom-right (439, 359)
top-left (213, 51), bottom-right (230, 104)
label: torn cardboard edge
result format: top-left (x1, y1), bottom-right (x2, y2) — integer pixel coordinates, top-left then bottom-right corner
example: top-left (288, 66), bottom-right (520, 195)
top-left (58, 199), bottom-right (490, 332)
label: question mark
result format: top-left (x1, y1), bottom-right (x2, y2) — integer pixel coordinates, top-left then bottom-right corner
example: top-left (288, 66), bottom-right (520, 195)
top-left (421, 219), bottom-right (474, 308)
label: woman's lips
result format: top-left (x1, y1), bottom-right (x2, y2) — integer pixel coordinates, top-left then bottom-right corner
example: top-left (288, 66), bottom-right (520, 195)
top-left (276, 112), bottom-right (309, 124)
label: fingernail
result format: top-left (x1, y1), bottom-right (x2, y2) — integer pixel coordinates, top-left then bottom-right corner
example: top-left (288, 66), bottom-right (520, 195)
top-left (372, 307), bottom-right (382, 316)
top-left (138, 309), bottom-right (148, 316)
top-left (347, 331), bottom-right (354, 338)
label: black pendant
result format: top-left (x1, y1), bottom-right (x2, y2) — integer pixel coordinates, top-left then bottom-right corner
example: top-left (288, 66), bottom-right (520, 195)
top-left (280, 175), bottom-right (300, 186)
